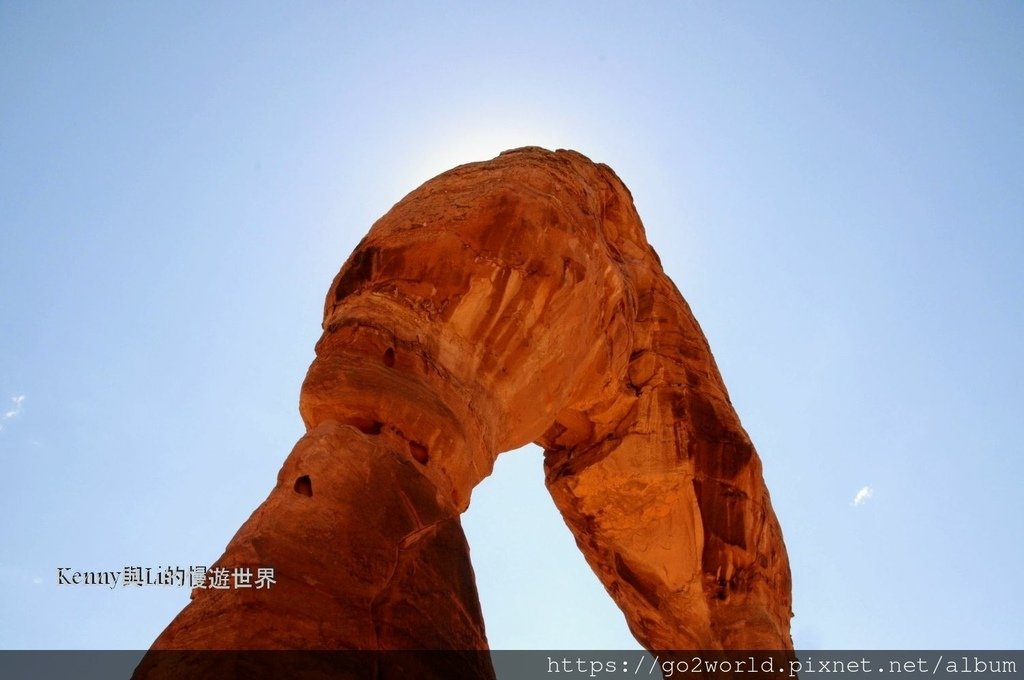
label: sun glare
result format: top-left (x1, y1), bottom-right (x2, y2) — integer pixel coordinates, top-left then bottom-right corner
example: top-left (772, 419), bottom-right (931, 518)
top-left (407, 116), bottom-right (575, 188)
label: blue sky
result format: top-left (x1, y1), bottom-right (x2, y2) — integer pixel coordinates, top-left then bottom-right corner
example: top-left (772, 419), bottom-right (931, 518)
top-left (1, 2), bottom-right (1021, 650)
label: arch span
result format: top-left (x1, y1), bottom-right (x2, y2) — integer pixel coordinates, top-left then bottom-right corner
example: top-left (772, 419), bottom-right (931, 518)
top-left (139, 148), bottom-right (792, 677)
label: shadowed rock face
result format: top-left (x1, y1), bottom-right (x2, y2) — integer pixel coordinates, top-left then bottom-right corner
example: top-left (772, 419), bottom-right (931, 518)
top-left (138, 148), bottom-right (792, 677)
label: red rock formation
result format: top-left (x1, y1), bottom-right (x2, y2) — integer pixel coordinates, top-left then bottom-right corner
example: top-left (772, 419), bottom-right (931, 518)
top-left (136, 147), bottom-right (792, 678)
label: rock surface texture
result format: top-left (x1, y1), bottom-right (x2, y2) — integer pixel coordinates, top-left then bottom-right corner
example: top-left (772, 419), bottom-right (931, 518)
top-left (137, 148), bottom-right (792, 678)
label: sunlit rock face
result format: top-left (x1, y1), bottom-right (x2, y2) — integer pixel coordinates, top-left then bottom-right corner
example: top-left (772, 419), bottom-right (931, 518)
top-left (137, 148), bottom-right (792, 678)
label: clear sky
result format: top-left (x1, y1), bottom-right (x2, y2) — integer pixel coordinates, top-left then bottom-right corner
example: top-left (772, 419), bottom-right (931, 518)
top-left (1, 1), bottom-right (1021, 651)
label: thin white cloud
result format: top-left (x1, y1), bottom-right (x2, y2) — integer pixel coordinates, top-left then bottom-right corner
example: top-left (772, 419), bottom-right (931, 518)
top-left (851, 485), bottom-right (874, 506)
top-left (0, 395), bottom-right (25, 431)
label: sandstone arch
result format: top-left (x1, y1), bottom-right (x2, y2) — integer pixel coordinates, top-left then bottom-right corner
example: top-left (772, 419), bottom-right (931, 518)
top-left (137, 148), bottom-right (792, 678)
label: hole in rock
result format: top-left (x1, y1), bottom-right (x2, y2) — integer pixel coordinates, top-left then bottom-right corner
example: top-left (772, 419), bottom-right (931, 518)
top-left (293, 475), bottom-right (313, 497)
top-left (462, 444), bottom-right (637, 647)
top-left (383, 347), bottom-right (395, 367)
top-left (409, 441), bottom-right (429, 465)
top-left (359, 420), bottom-right (384, 435)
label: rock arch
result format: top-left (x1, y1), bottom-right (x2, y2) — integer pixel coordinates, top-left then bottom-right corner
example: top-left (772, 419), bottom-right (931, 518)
top-left (138, 148), bottom-right (792, 677)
